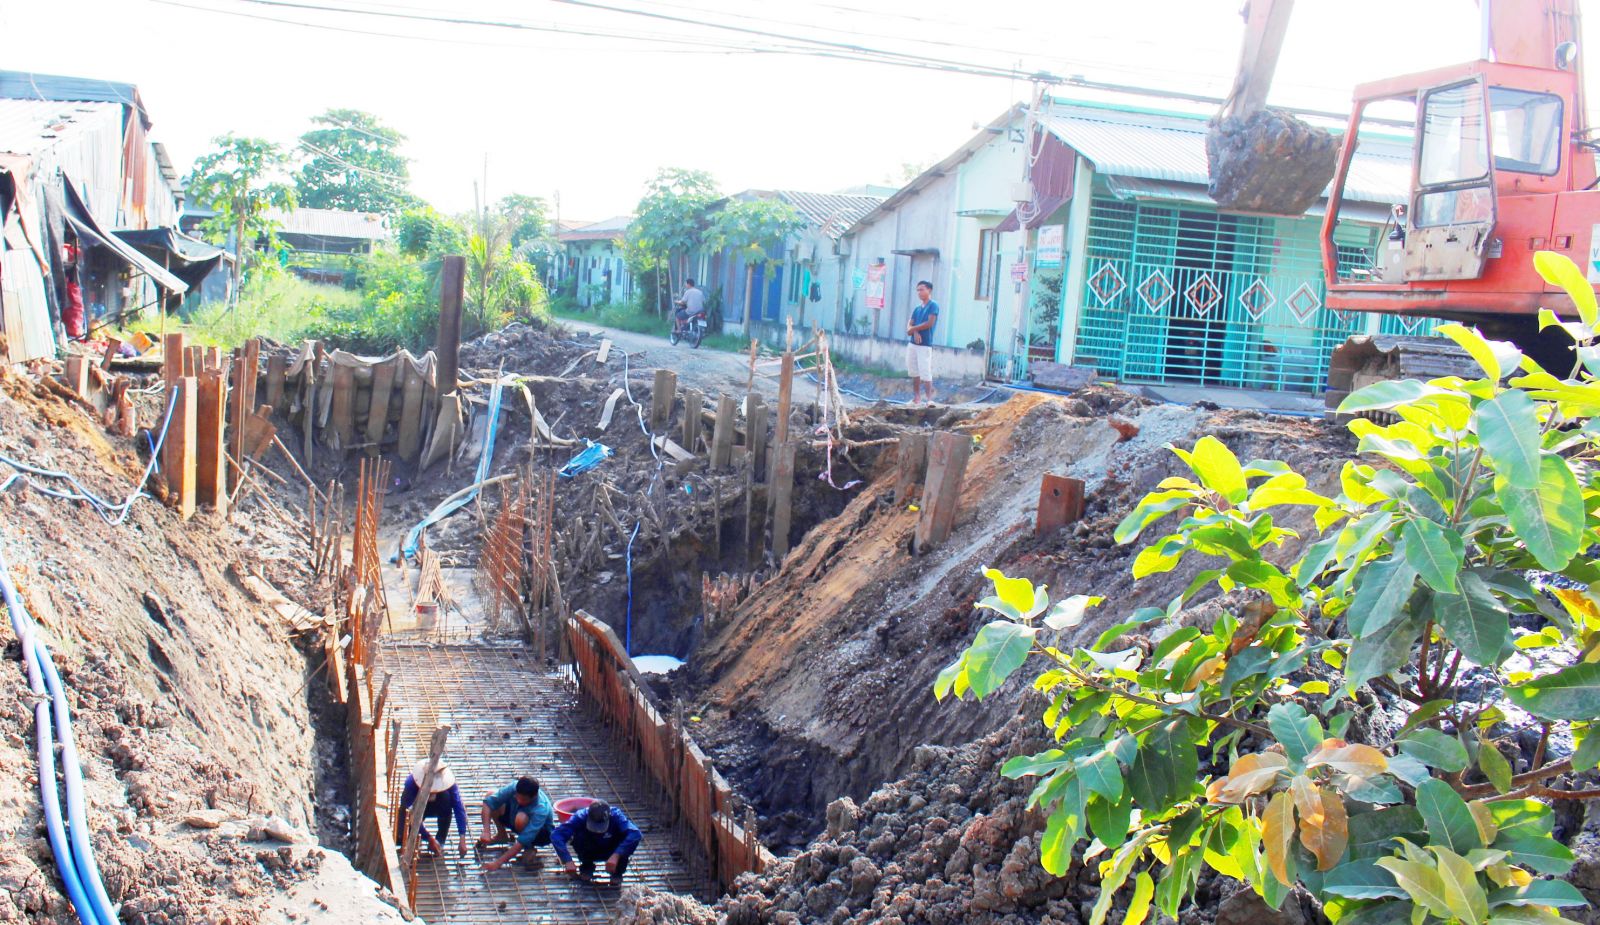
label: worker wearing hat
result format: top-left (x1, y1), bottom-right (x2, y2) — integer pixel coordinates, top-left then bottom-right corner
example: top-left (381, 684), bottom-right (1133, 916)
top-left (479, 777), bottom-right (555, 872)
top-left (396, 759), bottom-right (469, 858)
top-left (551, 800), bottom-right (643, 887)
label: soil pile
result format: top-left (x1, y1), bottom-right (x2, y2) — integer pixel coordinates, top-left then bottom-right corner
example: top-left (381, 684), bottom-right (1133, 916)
top-left (0, 364), bottom-right (399, 922)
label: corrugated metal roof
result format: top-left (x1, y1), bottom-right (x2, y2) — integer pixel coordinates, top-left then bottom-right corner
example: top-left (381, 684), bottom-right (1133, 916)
top-left (1038, 102), bottom-right (1410, 205)
top-left (558, 215), bottom-right (631, 242)
top-left (0, 70), bottom-right (148, 128)
top-left (773, 190), bottom-right (883, 238)
top-left (0, 98), bottom-right (122, 160)
top-left (1102, 176), bottom-right (1394, 223)
top-left (266, 207), bottom-right (390, 240)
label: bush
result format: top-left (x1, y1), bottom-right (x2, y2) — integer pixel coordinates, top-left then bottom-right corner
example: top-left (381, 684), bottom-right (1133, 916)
top-left (938, 253), bottom-right (1600, 925)
top-left (186, 272), bottom-right (362, 348)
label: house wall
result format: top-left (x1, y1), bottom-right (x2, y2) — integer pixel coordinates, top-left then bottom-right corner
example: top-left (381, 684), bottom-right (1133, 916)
top-left (563, 240), bottom-right (631, 307)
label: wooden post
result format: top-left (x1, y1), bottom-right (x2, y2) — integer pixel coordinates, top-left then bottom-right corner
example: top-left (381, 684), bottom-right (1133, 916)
top-left (331, 362), bottom-right (357, 452)
top-left (166, 377), bottom-right (198, 520)
top-left (771, 441), bottom-right (797, 560)
top-left (63, 355), bottom-right (90, 397)
top-left (185, 345), bottom-right (200, 377)
top-left (365, 360), bottom-right (397, 452)
top-left (746, 394), bottom-right (767, 479)
top-left (205, 345), bottom-right (222, 372)
top-left (300, 347), bottom-right (317, 468)
top-left (265, 353), bottom-right (287, 412)
top-left (435, 255), bottom-right (466, 401)
top-left (650, 368), bottom-right (678, 435)
top-left (162, 332), bottom-right (186, 385)
top-left (228, 339), bottom-right (260, 493)
top-left (400, 724), bottom-right (451, 897)
top-left (241, 338), bottom-right (260, 411)
top-left (710, 395), bottom-right (736, 470)
top-left (914, 431), bottom-right (971, 553)
top-left (894, 433), bottom-right (929, 506)
top-left (775, 351), bottom-right (794, 446)
top-left (397, 363), bottom-right (425, 461)
top-left (1035, 474), bottom-right (1086, 536)
top-left (681, 388), bottom-right (703, 453)
top-left (100, 337), bottom-right (122, 370)
top-left (196, 371), bottom-right (228, 514)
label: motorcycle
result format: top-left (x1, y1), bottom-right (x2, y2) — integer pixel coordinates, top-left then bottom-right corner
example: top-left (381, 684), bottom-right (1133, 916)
top-left (669, 310), bottom-right (706, 349)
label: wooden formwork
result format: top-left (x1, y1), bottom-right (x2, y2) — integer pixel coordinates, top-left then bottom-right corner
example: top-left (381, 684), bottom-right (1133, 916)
top-left (564, 610), bottom-right (772, 895)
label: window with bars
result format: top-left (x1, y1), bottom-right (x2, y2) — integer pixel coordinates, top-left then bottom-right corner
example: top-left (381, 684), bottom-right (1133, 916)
top-left (975, 228), bottom-right (998, 300)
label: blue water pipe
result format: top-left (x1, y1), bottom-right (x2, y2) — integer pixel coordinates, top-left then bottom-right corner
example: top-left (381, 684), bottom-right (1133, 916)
top-left (400, 377), bottom-right (509, 560)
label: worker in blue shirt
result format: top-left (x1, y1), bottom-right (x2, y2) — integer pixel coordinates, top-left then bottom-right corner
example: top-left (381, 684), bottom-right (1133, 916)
top-left (396, 760), bottom-right (469, 858)
top-left (552, 800), bottom-right (642, 886)
top-left (477, 777), bottom-right (555, 871)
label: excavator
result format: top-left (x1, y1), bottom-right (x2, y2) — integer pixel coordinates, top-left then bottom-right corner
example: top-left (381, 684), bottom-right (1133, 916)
top-left (1206, 0), bottom-right (1594, 407)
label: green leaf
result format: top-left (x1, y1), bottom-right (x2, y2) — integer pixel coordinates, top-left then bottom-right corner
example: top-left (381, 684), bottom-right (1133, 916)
top-left (1323, 859), bottom-right (1407, 899)
top-left (1044, 593), bottom-right (1102, 631)
top-left (1384, 752), bottom-right (1431, 788)
top-left (1494, 833), bottom-right (1575, 876)
top-left (1533, 250), bottom-right (1598, 327)
top-left (1571, 725), bottom-right (1600, 772)
top-left (962, 621), bottom-right (1038, 699)
top-left (1474, 391), bottom-right (1542, 489)
top-left (1077, 748), bottom-right (1124, 803)
top-left (1431, 572), bottom-right (1513, 667)
top-left (1040, 805), bottom-right (1076, 876)
top-left (1477, 734), bottom-right (1513, 794)
top-left (1128, 722), bottom-right (1198, 810)
top-left (1489, 880), bottom-right (1588, 907)
top-left (1395, 700), bottom-right (1454, 739)
top-left (1115, 491), bottom-right (1195, 544)
top-left (1340, 379), bottom-right (1435, 414)
top-left (1488, 800), bottom-right (1553, 841)
top-left (1267, 703), bottom-right (1324, 766)
top-left (1348, 613), bottom-right (1423, 691)
top-left (981, 567), bottom-right (1037, 616)
top-left (1489, 906), bottom-right (1583, 925)
top-left (1400, 729), bottom-right (1471, 773)
top-left (1375, 856), bottom-right (1452, 918)
top-left (1347, 555), bottom-right (1420, 639)
top-left (1178, 435), bottom-right (1248, 504)
top-left (1438, 323), bottom-right (1522, 382)
top-left (1090, 830), bottom-right (1156, 925)
top-left (1433, 845), bottom-right (1489, 925)
top-left (1088, 793), bottom-right (1133, 847)
top-left (1335, 900), bottom-right (1418, 925)
top-left (1402, 519), bottom-right (1465, 593)
top-left (1126, 871), bottom-right (1155, 925)
top-left (1417, 778), bottom-right (1484, 853)
top-left (1001, 749), bottom-right (1071, 779)
top-left (1496, 455), bottom-right (1585, 571)
top-left (933, 658), bottom-right (964, 701)
top-left (1347, 806), bottom-right (1426, 859)
top-left (1505, 662), bottom-right (1600, 721)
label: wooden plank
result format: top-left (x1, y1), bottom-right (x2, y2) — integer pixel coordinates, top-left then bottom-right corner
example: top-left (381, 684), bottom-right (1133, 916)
top-left (63, 355), bottom-right (90, 397)
top-left (365, 360), bottom-right (397, 450)
top-left (652, 435), bottom-right (696, 462)
top-left (331, 362), bottom-right (357, 452)
top-left (166, 376), bottom-right (198, 520)
top-left (681, 388), bottom-right (703, 453)
top-left (196, 371), bottom-right (228, 514)
top-left (243, 408), bottom-right (277, 461)
top-left (435, 255), bottom-right (465, 400)
top-left (914, 431), bottom-right (971, 553)
top-left (710, 395), bottom-right (736, 470)
top-left (241, 338), bottom-right (260, 412)
top-left (397, 363), bottom-right (425, 461)
top-left (894, 433), bottom-right (929, 506)
top-left (775, 351), bottom-right (794, 446)
top-left (746, 394), bottom-right (767, 479)
top-left (300, 354), bottom-right (317, 468)
top-left (596, 338), bottom-right (612, 364)
top-left (185, 345), bottom-right (200, 377)
top-left (100, 338), bottom-right (122, 370)
top-left (650, 368), bottom-right (678, 435)
top-left (400, 725), bottom-right (451, 900)
top-left (597, 387), bottom-right (625, 431)
top-left (205, 345), bottom-right (222, 372)
top-left (226, 339), bottom-right (260, 494)
top-left (771, 441), bottom-right (797, 560)
top-left (1036, 474), bottom-right (1086, 536)
top-left (162, 332), bottom-right (186, 385)
top-left (265, 354), bottom-right (287, 412)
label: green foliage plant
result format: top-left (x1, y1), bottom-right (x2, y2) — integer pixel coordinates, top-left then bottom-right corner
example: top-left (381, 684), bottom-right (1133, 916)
top-left (936, 252), bottom-right (1600, 925)
top-left (294, 108), bottom-right (416, 214)
top-left (186, 134), bottom-right (297, 300)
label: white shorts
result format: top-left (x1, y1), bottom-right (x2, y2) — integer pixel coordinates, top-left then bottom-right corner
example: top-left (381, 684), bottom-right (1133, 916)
top-left (906, 343), bottom-right (934, 380)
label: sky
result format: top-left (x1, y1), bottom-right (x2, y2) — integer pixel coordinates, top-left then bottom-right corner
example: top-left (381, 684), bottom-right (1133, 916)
top-left (0, 0), bottom-right (1528, 222)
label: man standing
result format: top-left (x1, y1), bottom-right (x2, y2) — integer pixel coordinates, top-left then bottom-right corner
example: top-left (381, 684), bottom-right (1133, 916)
top-left (478, 777), bottom-right (555, 871)
top-left (552, 800), bottom-right (643, 887)
top-left (396, 759), bottom-right (468, 858)
top-left (905, 280), bottom-right (940, 404)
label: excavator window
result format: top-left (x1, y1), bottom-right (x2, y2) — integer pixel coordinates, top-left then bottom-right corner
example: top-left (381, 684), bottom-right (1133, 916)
top-left (1488, 87), bottom-right (1562, 175)
top-left (1418, 81), bottom-right (1490, 187)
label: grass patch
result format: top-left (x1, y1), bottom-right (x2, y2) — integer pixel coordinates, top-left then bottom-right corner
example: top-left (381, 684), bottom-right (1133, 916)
top-left (182, 274), bottom-right (362, 349)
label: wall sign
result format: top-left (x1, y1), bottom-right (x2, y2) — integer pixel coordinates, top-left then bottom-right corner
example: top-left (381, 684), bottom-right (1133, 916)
top-left (865, 263), bottom-right (886, 309)
top-left (1035, 224), bottom-right (1065, 269)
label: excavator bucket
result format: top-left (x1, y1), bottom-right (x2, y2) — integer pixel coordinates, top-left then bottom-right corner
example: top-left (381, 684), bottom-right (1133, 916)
top-left (1324, 334), bottom-right (1475, 418)
top-left (1206, 108), bottom-right (1341, 216)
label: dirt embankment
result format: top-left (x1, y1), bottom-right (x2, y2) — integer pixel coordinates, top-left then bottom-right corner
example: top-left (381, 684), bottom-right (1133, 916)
top-left (0, 367), bottom-right (399, 922)
top-left (678, 389), bottom-right (1357, 848)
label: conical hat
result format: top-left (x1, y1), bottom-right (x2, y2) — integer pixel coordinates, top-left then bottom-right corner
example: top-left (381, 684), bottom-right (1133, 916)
top-left (411, 760), bottom-right (456, 793)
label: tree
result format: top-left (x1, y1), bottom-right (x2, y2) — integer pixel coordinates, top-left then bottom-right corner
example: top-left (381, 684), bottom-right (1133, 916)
top-left (498, 194), bottom-right (549, 253)
top-left (937, 253), bottom-right (1600, 925)
top-left (704, 198), bottom-right (806, 327)
top-left (395, 206), bottom-right (466, 258)
top-left (626, 168), bottom-right (720, 313)
top-left (186, 134), bottom-right (297, 304)
top-left (294, 108), bottom-right (415, 214)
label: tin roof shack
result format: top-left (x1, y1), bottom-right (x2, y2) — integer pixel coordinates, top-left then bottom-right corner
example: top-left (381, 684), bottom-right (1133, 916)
top-left (707, 189), bottom-right (884, 341)
top-left (264, 207), bottom-right (389, 285)
top-left (557, 216), bottom-right (633, 308)
top-left (0, 71), bottom-right (187, 360)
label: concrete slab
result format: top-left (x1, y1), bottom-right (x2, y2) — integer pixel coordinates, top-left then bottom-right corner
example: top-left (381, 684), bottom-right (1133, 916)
top-left (1134, 383), bottom-right (1324, 416)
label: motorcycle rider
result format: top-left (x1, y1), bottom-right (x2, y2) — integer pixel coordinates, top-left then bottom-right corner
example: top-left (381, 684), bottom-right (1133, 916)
top-left (674, 279), bottom-right (706, 334)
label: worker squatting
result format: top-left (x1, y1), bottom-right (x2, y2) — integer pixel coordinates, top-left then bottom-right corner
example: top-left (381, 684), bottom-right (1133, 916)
top-left (396, 761), bottom-right (644, 886)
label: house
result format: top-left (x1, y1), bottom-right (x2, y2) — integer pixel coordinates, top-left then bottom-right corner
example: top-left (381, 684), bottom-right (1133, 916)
top-left (0, 70), bottom-right (188, 361)
top-left (557, 216), bottom-right (632, 307)
top-left (265, 207), bottom-right (390, 285)
top-left (703, 189), bottom-right (884, 336)
top-left (824, 95), bottom-right (1410, 392)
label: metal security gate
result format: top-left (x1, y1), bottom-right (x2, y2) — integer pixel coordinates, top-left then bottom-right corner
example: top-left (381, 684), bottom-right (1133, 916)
top-left (1074, 193), bottom-right (1379, 393)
